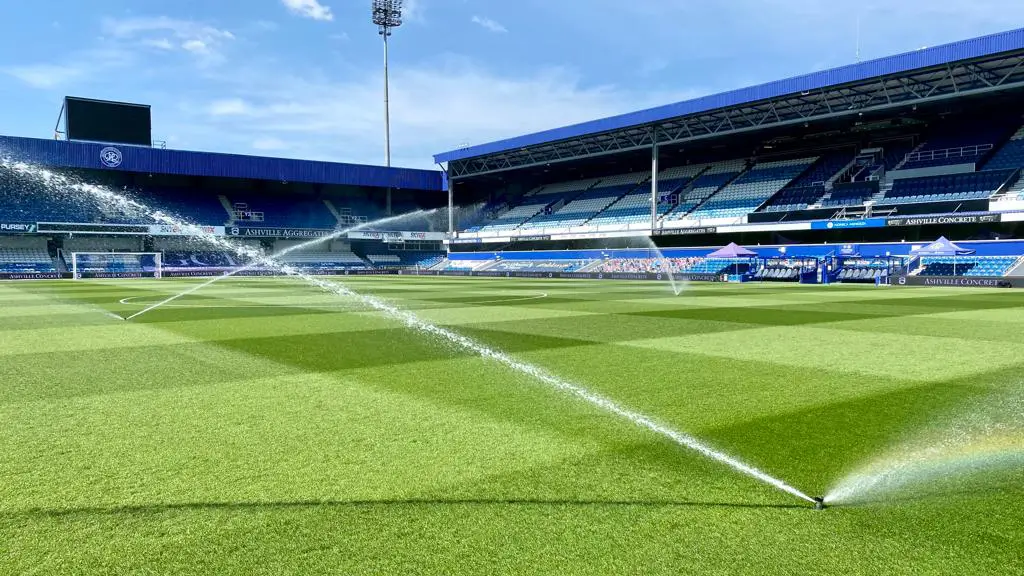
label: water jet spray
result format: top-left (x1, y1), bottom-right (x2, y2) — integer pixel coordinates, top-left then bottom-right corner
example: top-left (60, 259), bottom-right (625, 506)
top-left (1, 156), bottom-right (818, 505)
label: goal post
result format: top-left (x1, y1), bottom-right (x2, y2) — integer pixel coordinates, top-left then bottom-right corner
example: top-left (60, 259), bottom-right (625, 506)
top-left (71, 252), bottom-right (163, 280)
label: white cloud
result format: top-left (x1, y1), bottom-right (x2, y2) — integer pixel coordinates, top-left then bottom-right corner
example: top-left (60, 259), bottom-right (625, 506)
top-left (101, 16), bottom-right (234, 60)
top-left (183, 59), bottom-right (700, 167)
top-left (103, 16), bottom-right (234, 41)
top-left (2, 64), bottom-right (88, 89)
top-left (144, 38), bottom-right (175, 51)
top-left (2, 18), bottom-right (225, 91)
top-left (207, 98), bottom-right (251, 116)
top-left (281, 0), bottom-right (334, 21)
top-left (2, 46), bottom-right (134, 90)
top-left (182, 39), bottom-right (209, 54)
top-left (471, 16), bottom-right (507, 34)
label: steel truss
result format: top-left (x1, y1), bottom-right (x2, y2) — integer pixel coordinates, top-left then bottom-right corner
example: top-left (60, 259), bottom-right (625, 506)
top-left (449, 53), bottom-right (1024, 179)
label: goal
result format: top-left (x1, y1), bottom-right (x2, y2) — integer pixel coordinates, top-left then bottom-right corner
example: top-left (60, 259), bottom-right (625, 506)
top-left (70, 252), bottom-right (163, 280)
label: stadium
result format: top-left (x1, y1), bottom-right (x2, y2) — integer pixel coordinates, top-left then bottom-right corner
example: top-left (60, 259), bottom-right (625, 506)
top-left (2, 13), bottom-right (1023, 576)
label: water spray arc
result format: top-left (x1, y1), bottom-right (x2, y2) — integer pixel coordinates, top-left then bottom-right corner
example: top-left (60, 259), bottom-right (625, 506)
top-left (1, 157), bottom-right (819, 506)
top-left (124, 208), bottom-right (438, 321)
top-left (226, 260), bottom-right (820, 505)
top-left (823, 387), bottom-right (1024, 505)
top-left (644, 237), bottom-right (684, 296)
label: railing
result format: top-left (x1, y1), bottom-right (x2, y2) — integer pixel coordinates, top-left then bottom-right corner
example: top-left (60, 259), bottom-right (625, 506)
top-left (905, 255), bottom-right (921, 276)
top-left (993, 168), bottom-right (1023, 198)
top-left (233, 211), bottom-right (265, 222)
top-left (338, 214), bottom-right (369, 226)
top-left (903, 144), bottom-right (993, 164)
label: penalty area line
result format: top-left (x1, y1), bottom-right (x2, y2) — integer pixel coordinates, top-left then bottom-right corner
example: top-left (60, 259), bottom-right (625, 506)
top-left (471, 292), bottom-right (549, 305)
top-left (117, 295), bottom-right (357, 310)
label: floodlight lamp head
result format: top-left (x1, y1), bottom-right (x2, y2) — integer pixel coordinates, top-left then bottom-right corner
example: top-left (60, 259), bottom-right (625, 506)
top-left (372, 0), bottom-right (404, 34)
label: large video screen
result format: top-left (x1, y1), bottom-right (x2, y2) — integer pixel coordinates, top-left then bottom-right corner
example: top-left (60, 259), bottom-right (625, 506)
top-left (64, 97), bottom-right (152, 147)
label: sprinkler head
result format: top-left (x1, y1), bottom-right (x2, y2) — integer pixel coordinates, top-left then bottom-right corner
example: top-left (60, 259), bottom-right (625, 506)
top-left (813, 497), bottom-right (826, 511)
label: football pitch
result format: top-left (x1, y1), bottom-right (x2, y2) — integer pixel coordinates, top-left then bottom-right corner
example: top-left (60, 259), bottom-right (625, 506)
top-left (1, 276), bottom-right (1022, 574)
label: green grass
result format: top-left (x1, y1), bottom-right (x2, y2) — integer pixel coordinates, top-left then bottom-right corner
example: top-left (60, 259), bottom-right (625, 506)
top-left (0, 276), bottom-right (1022, 575)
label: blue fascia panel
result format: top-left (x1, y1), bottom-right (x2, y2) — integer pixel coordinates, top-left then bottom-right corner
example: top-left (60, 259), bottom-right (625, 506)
top-left (435, 27), bottom-right (1024, 164)
top-left (0, 136), bottom-right (444, 191)
top-left (448, 239), bottom-right (1024, 259)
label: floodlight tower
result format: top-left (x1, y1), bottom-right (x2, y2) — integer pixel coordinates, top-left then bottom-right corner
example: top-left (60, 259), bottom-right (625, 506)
top-left (373, 0), bottom-right (403, 215)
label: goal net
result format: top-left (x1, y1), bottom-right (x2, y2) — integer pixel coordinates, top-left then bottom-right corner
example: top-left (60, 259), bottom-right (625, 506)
top-left (71, 252), bottom-right (163, 280)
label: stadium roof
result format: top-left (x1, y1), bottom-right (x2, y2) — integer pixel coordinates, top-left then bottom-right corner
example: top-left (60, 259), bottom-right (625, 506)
top-left (436, 27), bottom-right (1024, 178)
top-left (1, 135), bottom-right (444, 191)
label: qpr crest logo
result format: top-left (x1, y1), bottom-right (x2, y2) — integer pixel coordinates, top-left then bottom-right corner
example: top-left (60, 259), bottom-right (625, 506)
top-left (99, 147), bottom-right (123, 168)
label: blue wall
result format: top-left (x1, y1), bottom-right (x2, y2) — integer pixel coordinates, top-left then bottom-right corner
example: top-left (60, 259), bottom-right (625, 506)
top-left (1, 135), bottom-right (444, 192)
top-left (448, 240), bottom-right (1024, 261)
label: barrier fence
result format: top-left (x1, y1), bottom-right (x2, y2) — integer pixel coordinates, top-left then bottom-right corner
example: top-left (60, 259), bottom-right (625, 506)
top-left (4, 269), bottom-right (1022, 288)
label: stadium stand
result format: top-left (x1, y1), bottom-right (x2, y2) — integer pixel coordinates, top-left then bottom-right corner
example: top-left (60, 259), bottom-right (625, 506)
top-left (593, 257), bottom-right (702, 273)
top-left (490, 259), bottom-right (593, 272)
top-left (683, 258), bottom-right (752, 275)
top-left (878, 170), bottom-right (1015, 205)
top-left (0, 168), bottom-right (234, 225)
top-left (456, 122), bottom-right (1024, 231)
top-left (589, 166), bottom-right (708, 225)
top-left (0, 173), bottom-right (98, 224)
top-left (984, 123), bottom-right (1024, 170)
top-left (476, 179), bottom-right (602, 232)
top-left (281, 250), bottom-right (369, 270)
top-left (761, 185), bottom-right (826, 212)
top-left (918, 256), bottom-right (1019, 277)
top-left (761, 150), bottom-right (853, 211)
top-left (687, 157), bottom-right (816, 220)
top-left (365, 252), bottom-right (445, 269)
top-left (898, 120), bottom-right (1010, 171)
top-left (519, 173), bottom-right (647, 229)
top-left (228, 196), bottom-right (337, 228)
top-left (162, 252), bottom-right (242, 269)
top-left (69, 253), bottom-right (152, 274)
top-left (661, 160), bottom-right (747, 221)
top-left (0, 247), bottom-right (56, 273)
top-left (156, 242), bottom-right (431, 273)
top-left (822, 181), bottom-right (878, 208)
top-left (140, 190), bottom-right (230, 226)
top-left (472, 196), bottom-right (549, 231)
top-left (435, 259), bottom-right (489, 270)
top-left (65, 237), bottom-right (142, 253)
top-left (822, 142), bottom-right (913, 190)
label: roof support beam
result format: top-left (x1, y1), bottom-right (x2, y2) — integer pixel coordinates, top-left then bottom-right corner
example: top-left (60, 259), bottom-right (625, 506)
top-left (448, 57), bottom-right (1024, 179)
top-left (999, 59), bottom-right (1024, 85)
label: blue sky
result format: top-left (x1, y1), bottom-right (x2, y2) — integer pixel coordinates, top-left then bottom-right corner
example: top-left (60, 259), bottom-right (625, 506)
top-left (1, 0), bottom-right (1023, 168)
